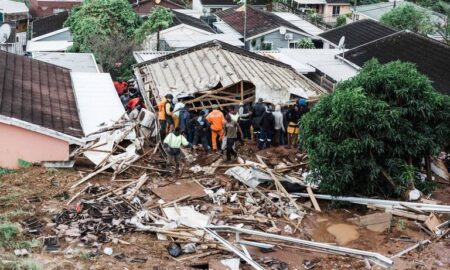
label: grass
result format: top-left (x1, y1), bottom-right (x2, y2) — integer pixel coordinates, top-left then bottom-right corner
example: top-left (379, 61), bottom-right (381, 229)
top-left (0, 192), bottom-right (20, 207)
top-left (0, 255), bottom-right (42, 270)
top-left (0, 168), bottom-right (15, 176)
top-left (0, 222), bottom-right (20, 248)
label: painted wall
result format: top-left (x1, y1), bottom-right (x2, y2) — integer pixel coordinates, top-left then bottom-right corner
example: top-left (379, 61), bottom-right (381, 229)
top-left (323, 4), bottom-right (351, 23)
top-left (248, 29), bottom-right (308, 51)
top-left (0, 123), bottom-right (69, 169)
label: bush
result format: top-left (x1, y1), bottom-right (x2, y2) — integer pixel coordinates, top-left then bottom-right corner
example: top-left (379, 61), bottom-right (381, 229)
top-left (302, 60), bottom-right (450, 197)
top-left (296, 38), bottom-right (315, 49)
top-left (336, 15), bottom-right (346, 27)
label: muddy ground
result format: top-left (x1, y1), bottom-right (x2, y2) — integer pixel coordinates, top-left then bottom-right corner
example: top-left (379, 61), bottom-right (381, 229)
top-left (0, 145), bottom-right (449, 270)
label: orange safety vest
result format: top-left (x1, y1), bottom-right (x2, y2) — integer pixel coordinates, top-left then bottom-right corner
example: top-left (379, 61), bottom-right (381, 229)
top-left (157, 97), bottom-right (166, 120)
top-left (206, 109), bottom-right (225, 131)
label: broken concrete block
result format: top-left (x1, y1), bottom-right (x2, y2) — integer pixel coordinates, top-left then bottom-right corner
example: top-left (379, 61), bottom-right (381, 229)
top-left (103, 247), bottom-right (113, 256)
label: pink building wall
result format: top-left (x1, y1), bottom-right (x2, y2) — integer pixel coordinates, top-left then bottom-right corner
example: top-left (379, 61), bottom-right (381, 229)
top-left (0, 123), bottom-right (69, 169)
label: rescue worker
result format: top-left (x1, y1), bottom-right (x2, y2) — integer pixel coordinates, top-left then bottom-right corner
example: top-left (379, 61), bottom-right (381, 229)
top-left (191, 111), bottom-right (210, 151)
top-left (163, 127), bottom-right (192, 175)
top-left (251, 98), bottom-right (266, 141)
top-left (157, 94), bottom-right (174, 139)
top-left (286, 103), bottom-right (301, 148)
top-left (224, 114), bottom-right (243, 161)
top-left (206, 104), bottom-right (225, 151)
top-left (272, 104), bottom-right (285, 146)
top-left (238, 102), bottom-right (251, 140)
top-left (259, 106), bottom-right (275, 150)
top-left (178, 104), bottom-right (190, 135)
top-left (164, 95), bottom-right (174, 133)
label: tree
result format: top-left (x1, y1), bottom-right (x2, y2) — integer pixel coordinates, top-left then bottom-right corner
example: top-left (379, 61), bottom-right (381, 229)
top-left (380, 3), bottom-right (434, 34)
top-left (65, 0), bottom-right (141, 78)
top-left (335, 15), bottom-right (346, 27)
top-left (301, 60), bottom-right (450, 197)
top-left (296, 38), bottom-right (315, 49)
top-left (135, 6), bottom-right (174, 51)
top-left (436, 1), bottom-right (450, 44)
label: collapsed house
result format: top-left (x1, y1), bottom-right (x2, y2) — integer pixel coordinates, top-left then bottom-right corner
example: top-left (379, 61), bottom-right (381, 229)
top-left (134, 40), bottom-right (325, 110)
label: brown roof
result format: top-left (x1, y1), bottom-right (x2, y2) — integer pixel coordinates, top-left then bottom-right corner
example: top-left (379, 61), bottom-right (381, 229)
top-left (0, 50), bottom-right (83, 139)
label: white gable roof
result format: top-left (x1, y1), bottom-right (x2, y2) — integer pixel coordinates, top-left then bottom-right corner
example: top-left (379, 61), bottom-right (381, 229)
top-left (0, 0), bottom-right (29, 14)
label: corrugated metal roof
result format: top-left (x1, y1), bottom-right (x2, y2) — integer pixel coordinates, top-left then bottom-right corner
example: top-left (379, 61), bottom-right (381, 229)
top-left (273, 12), bottom-right (324, 36)
top-left (0, 0), bottom-right (29, 14)
top-left (135, 40), bottom-right (325, 103)
top-left (134, 51), bottom-right (172, 63)
top-left (71, 72), bottom-right (126, 135)
top-left (32, 52), bottom-right (99, 73)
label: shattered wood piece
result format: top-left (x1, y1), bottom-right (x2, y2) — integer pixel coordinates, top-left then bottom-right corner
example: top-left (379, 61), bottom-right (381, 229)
top-left (267, 170), bottom-right (304, 216)
top-left (125, 174), bottom-right (148, 200)
top-left (391, 240), bottom-right (431, 259)
top-left (384, 209), bottom-right (428, 221)
top-left (71, 160), bottom-right (119, 189)
top-left (306, 186), bottom-right (321, 212)
top-left (177, 250), bottom-right (221, 262)
top-left (66, 184), bottom-right (91, 205)
top-left (204, 159), bottom-right (223, 175)
top-left (424, 213), bottom-right (441, 235)
top-left (97, 179), bottom-right (139, 200)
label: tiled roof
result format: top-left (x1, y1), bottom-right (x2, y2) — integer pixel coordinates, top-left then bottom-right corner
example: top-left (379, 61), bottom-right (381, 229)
top-left (132, 0), bottom-right (185, 15)
top-left (342, 31), bottom-right (450, 95)
top-left (135, 40), bottom-right (325, 103)
top-left (201, 0), bottom-right (266, 6)
top-left (0, 50), bottom-right (83, 138)
top-left (319, 19), bottom-right (398, 49)
top-left (31, 11), bottom-right (69, 38)
top-left (216, 5), bottom-right (305, 39)
top-left (172, 10), bottom-right (215, 33)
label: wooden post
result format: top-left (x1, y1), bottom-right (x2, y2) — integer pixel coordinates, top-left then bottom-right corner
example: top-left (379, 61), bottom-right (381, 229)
top-left (240, 81), bottom-right (244, 101)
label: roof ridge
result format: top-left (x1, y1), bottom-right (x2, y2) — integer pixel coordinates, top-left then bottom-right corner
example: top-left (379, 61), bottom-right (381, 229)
top-left (134, 39), bottom-right (296, 70)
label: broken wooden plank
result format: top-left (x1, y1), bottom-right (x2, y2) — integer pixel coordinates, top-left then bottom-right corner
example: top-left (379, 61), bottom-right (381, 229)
top-left (71, 160), bottom-right (119, 188)
top-left (306, 186), bottom-right (321, 212)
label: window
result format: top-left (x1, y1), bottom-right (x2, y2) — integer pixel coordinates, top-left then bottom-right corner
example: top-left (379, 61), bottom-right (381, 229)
top-left (289, 41), bottom-right (298, 49)
top-left (261, 41), bottom-right (273, 51)
top-left (332, 6), bottom-right (340, 16)
top-left (210, 8), bottom-right (222, 13)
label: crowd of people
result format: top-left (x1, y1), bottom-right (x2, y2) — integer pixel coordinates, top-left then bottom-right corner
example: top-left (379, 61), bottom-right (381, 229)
top-left (157, 94), bottom-right (309, 173)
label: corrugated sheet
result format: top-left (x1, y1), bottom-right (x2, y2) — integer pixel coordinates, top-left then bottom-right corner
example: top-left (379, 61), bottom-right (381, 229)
top-left (135, 40), bottom-right (325, 103)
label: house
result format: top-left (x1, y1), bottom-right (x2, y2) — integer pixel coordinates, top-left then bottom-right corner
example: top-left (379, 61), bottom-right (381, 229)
top-left (215, 5), bottom-right (318, 51)
top-left (273, 12), bottom-right (324, 36)
top-left (28, 12), bottom-right (73, 53)
top-left (193, 0), bottom-right (267, 15)
top-left (282, 0), bottom-right (351, 24)
top-left (32, 52), bottom-right (100, 73)
top-left (132, 0), bottom-right (186, 16)
top-left (0, 22), bottom-right (27, 55)
top-left (258, 48), bottom-right (357, 91)
top-left (141, 10), bottom-right (243, 50)
top-left (0, 50), bottom-right (84, 169)
top-left (134, 40), bottom-right (325, 110)
top-left (28, 0), bottom-right (82, 17)
top-left (351, 1), bottom-right (446, 41)
top-left (318, 19), bottom-right (398, 49)
top-left (0, 0), bottom-right (29, 23)
top-left (340, 31), bottom-right (450, 95)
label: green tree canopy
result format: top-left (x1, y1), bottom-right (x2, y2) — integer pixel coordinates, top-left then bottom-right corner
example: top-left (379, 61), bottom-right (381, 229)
top-left (135, 6), bottom-right (174, 49)
top-left (380, 3), bottom-right (434, 34)
top-left (302, 60), bottom-right (450, 197)
top-left (65, 0), bottom-right (141, 78)
top-left (296, 38), bottom-right (315, 49)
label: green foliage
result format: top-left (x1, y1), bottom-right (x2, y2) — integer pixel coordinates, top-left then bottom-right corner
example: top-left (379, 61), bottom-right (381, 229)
top-left (18, 159), bottom-right (31, 169)
top-left (413, 0), bottom-right (450, 13)
top-left (309, 13), bottom-right (322, 25)
top-left (65, 0), bottom-right (141, 78)
top-left (135, 6), bottom-right (174, 47)
top-left (336, 15), bottom-right (347, 27)
top-left (380, 2), bottom-right (434, 34)
top-left (0, 256), bottom-right (42, 270)
top-left (350, 0), bottom-right (388, 5)
top-left (296, 38), bottom-right (315, 49)
top-left (0, 168), bottom-right (14, 175)
top-left (0, 222), bottom-right (20, 247)
top-left (302, 60), bottom-right (450, 197)
top-left (0, 192), bottom-right (19, 207)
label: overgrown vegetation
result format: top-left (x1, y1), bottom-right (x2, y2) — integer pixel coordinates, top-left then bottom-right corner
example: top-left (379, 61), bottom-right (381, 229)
top-left (302, 60), bottom-right (450, 197)
top-left (296, 38), bottom-right (315, 49)
top-left (65, 0), bottom-right (141, 80)
top-left (335, 15), bottom-right (347, 27)
top-left (380, 2), bottom-right (434, 34)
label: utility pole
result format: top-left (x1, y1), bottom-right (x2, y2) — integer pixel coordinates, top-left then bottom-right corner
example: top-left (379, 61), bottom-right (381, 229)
top-left (244, 0), bottom-right (247, 50)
